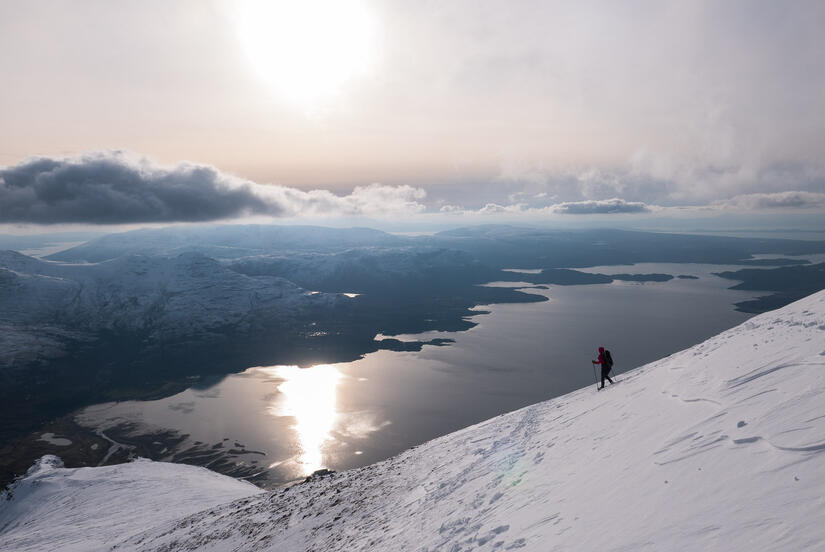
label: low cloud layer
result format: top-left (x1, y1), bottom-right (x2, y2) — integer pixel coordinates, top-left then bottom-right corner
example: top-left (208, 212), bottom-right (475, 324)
top-left (0, 153), bottom-right (427, 224)
top-left (713, 191), bottom-right (825, 210)
top-left (550, 198), bottom-right (650, 215)
top-left (491, 160), bottom-right (825, 211)
top-left (2, 152), bottom-right (823, 226)
top-left (433, 198), bottom-right (654, 218)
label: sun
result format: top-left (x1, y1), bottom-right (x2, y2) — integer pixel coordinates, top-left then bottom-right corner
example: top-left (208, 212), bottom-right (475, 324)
top-left (235, 0), bottom-right (377, 108)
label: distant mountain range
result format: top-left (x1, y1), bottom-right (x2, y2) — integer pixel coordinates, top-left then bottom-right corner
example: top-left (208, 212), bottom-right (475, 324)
top-left (37, 223), bottom-right (825, 266)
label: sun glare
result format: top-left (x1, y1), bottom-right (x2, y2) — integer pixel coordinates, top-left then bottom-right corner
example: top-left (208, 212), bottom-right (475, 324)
top-left (264, 364), bottom-right (342, 475)
top-left (236, 0), bottom-right (377, 108)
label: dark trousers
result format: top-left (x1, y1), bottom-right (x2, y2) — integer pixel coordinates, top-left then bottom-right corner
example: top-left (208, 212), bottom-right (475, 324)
top-left (601, 367), bottom-right (614, 388)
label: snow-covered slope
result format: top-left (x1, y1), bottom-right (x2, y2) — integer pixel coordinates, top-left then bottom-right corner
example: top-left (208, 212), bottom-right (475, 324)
top-left (3, 291), bottom-right (825, 551)
top-left (0, 456), bottom-right (262, 552)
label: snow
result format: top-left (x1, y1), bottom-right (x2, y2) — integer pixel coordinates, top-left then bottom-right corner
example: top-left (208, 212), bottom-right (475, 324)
top-left (0, 456), bottom-right (262, 552)
top-left (3, 290), bottom-right (825, 551)
top-left (0, 250), bottom-right (344, 367)
top-left (38, 433), bottom-right (72, 447)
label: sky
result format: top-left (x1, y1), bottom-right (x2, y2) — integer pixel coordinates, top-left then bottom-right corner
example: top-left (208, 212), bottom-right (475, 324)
top-left (1, 0), bottom-right (825, 231)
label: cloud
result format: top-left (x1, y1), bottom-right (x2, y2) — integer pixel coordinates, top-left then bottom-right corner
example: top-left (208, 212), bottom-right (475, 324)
top-left (4, 152), bottom-right (821, 227)
top-left (347, 184), bottom-right (426, 215)
top-left (478, 203), bottom-right (523, 214)
top-left (550, 198), bottom-right (651, 215)
top-left (256, 183), bottom-right (426, 218)
top-left (0, 152), bottom-right (427, 224)
top-left (489, 157), bottom-right (825, 212)
top-left (0, 153), bottom-right (273, 224)
top-left (434, 197), bottom-right (652, 218)
top-left (713, 191), bottom-right (825, 210)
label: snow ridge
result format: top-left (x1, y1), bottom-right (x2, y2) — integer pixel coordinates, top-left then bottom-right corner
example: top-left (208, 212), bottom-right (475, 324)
top-left (0, 456), bottom-right (262, 552)
top-left (2, 291), bottom-right (825, 551)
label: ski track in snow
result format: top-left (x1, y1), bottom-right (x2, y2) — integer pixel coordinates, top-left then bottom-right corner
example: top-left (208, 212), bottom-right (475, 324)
top-left (2, 292), bottom-right (825, 551)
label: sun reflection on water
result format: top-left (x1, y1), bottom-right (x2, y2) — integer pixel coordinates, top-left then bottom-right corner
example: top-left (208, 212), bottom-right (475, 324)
top-left (262, 364), bottom-right (342, 475)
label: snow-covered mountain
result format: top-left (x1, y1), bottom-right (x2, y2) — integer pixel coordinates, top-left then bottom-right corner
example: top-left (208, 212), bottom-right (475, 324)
top-left (2, 290), bottom-right (825, 551)
top-left (229, 246), bottom-right (494, 294)
top-left (0, 249), bottom-right (342, 368)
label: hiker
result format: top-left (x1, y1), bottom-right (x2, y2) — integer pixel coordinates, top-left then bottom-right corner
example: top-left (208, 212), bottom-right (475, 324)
top-left (592, 346), bottom-right (614, 389)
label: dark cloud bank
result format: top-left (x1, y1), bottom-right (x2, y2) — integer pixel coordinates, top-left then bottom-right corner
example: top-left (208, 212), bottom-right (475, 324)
top-left (0, 153), bottom-right (431, 224)
top-left (0, 154), bottom-right (277, 224)
top-left (552, 198), bottom-right (650, 214)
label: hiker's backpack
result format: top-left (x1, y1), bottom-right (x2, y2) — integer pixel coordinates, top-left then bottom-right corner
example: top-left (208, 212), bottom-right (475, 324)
top-left (604, 349), bottom-right (614, 370)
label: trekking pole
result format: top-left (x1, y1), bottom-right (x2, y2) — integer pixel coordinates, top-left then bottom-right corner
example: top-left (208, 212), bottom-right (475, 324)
top-left (591, 362), bottom-right (599, 391)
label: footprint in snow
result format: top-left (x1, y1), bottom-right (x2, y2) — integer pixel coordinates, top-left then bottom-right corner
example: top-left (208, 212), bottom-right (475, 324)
top-left (488, 492), bottom-right (504, 505)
